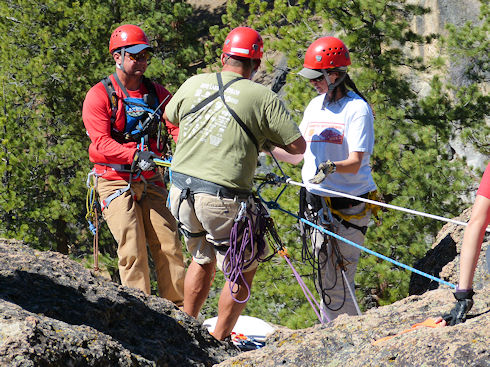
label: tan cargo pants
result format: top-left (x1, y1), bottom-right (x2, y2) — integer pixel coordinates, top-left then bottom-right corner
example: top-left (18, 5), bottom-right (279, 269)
top-left (97, 176), bottom-right (185, 306)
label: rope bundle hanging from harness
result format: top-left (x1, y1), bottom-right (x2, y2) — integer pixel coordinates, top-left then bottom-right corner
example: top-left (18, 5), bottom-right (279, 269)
top-left (223, 197), bottom-right (269, 303)
top-left (85, 170), bottom-right (102, 271)
top-left (298, 186), bottom-right (356, 314)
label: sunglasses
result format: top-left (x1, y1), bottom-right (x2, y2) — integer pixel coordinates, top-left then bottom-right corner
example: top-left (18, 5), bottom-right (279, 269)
top-left (127, 51), bottom-right (151, 62)
top-left (310, 75), bottom-right (325, 82)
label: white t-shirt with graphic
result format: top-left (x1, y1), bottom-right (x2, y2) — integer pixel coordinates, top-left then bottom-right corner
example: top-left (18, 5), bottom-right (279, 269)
top-left (300, 90), bottom-right (377, 197)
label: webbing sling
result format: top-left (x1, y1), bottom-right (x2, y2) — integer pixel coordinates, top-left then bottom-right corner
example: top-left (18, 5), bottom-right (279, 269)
top-left (331, 213), bottom-right (368, 235)
top-left (101, 73), bottom-right (158, 128)
top-left (216, 73), bottom-right (259, 153)
top-left (181, 73), bottom-right (259, 153)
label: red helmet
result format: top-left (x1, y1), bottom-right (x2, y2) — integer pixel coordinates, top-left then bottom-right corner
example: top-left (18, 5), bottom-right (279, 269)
top-left (222, 27), bottom-right (263, 59)
top-left (109, 24), bottom-right (151, 54)
top-left (300, 37), bottom-right (351, 78)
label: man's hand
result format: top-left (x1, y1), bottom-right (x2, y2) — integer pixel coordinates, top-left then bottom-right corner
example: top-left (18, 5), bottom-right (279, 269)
top-left (442, 289), bottom-right (474, 326)
top-left (131, 150), bottom-right (159, 172)
top-left (309, 160), bottom-right (336, 184)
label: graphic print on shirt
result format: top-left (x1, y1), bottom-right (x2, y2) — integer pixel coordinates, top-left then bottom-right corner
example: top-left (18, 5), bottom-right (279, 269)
top-left (181, 82), bottom-right (240, 147)
top-left (123, 97), bottom-right (160, 136)
top-left (305, 121), bottom-right (344, 145)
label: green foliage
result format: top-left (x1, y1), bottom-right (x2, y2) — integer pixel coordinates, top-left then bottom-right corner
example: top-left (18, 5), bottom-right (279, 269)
top-left (0, 0), bottom-right (204, 259)
top-left (442, 1), bottom-right (489, 155)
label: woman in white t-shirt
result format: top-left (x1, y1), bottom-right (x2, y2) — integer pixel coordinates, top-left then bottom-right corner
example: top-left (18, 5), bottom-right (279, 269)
top-left (273, 36), bottom-right (377, 321)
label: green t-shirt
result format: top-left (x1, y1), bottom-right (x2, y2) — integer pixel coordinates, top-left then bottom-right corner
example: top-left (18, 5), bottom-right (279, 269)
top-left (166, 71), bottom-right (301, 190)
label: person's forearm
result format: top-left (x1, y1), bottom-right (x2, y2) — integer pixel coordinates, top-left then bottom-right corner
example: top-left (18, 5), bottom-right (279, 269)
top-left (333, 151), bottom-right (363, 174)
top-left (269, 146), bottom-right (304, 165)
top-left (458, 219), bottom-right (487, 289)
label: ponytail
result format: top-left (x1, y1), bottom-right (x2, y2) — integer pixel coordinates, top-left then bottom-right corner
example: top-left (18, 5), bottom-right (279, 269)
top-left (344, 73), bottom-right (369, 103)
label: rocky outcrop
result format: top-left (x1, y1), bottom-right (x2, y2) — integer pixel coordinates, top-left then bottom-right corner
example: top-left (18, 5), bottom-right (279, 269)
top-left (1, 209), bottom-right (489, 367)
top-left (0, 239), bottom-right (238, 366)
top-left (215, 283), bottom-right (489, 366)
top-left (409, 207), bottom-right (489, 295)
top-left (216, 208), bottom-right (490, 367)
top-left (410, 0), bottom-right (487, 171)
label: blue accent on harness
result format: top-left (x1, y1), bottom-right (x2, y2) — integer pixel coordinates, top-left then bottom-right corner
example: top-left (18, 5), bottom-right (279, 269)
top-left (123, 96), bottom-right (161, 137)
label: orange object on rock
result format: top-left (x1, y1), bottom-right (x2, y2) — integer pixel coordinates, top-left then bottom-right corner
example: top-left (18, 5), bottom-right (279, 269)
top-left (372, 318), bottom-right (443, 346)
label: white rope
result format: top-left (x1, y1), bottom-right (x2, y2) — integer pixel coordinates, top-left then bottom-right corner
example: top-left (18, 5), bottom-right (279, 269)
top-left (286, 179), bottom-right (490, 233)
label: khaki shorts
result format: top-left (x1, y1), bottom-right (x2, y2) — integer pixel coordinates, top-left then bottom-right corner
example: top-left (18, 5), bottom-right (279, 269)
top-left (169, 185), bottom-right (269, 272)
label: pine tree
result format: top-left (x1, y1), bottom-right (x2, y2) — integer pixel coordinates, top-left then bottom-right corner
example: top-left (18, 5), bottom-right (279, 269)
top-left (0, 0), bottom-right (203, 266)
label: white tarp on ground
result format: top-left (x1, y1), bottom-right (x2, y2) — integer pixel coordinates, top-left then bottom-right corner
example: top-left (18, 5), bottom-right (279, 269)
top-left (203, 315), bottom-right (276, 342)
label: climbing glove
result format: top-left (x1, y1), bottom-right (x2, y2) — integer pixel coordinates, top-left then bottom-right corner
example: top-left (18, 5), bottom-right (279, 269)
top-left (309, 160), bottom-right (336, 184)
top-left (442, 289), bottom-right (474, 326)
top-left (131, 150), bottom-right (158, 172)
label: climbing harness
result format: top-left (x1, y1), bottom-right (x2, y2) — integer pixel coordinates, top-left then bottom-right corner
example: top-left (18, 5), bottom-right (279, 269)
top-left (85, 73), bottom-right (172, 271)
top-left (298, 186), bottom-right (362, 316)
top-left (101, 72), bottom-right (170, 152)
top-left (288, 179), bottom-right (486, 232)
top-left (171, 170), bottom-right (270, 303)
top-left (256, 170), bottom-right (457, 289)
top-left (88, 73), bottom-right (172, 212)
top-left (171, 171), bottom-right (252, 240)
top-left (252, 148), bottom-right (465, 322)
top-left (323, 191), bottom-right (381, 230)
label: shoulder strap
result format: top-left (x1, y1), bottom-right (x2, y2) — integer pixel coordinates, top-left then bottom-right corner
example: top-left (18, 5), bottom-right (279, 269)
top-left (141, 76), bottom-right (159, 109)
top-left (101, 75), bottom-right (118, 126)
top-left (181, 74), bottom-right (245, 120)
top-left (112, 72), bottom-right (130, 98)
top-left (216, 72), bottom-right (259, 153)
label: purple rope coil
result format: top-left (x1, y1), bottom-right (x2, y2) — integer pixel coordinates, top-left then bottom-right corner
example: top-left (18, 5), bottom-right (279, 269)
top-left (223, 201), bottom-right (267, 304)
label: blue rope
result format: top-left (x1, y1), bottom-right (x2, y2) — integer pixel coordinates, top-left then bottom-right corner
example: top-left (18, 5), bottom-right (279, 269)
top-left (259, 194), bottom-right (456, 289)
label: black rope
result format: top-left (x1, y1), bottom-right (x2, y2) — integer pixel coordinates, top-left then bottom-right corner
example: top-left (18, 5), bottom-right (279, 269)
top-left (298, 188), bottom-right (347, 312)
top-left (257, 151), bottom-right (351, 313)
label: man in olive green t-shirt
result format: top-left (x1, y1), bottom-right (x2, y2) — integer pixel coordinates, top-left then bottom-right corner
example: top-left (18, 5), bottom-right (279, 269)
top-left (164, 27), bottom-right (305, 341)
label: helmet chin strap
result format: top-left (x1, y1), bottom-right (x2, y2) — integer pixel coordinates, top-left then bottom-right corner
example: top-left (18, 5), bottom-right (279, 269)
top-left (116, 48), bottom-right (126, 73)
top-left (321, 69), bottom-right (346, 108)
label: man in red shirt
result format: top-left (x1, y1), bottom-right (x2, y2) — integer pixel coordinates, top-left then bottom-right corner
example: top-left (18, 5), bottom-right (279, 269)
top-left (82, 24), bottom-right (185, 306)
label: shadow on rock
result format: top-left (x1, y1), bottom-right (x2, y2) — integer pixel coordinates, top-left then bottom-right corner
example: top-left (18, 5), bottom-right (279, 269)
top-left (0, 240), bottom-right (238, 366)
top-left (1, 271), bottom-right (197, 361)
top-left (409, 233), bottom-right (457, 295)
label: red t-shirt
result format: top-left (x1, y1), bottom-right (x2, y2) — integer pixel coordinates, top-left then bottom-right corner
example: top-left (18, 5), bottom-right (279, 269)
top-left (476, 162), bottom-right (490, 199)
top-left (82, 74), bottom-right (178, 181)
